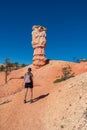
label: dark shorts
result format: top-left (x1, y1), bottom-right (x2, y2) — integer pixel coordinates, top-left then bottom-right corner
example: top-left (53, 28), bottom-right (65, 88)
top-left (25, 82), bottom-right (33, 88)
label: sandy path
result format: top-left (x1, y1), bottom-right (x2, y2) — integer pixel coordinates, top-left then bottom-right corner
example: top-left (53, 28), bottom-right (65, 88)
top-left (0, 84), bottom-right (50, 130)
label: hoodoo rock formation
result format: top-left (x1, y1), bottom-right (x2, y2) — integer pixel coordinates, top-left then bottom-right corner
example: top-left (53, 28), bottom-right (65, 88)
top-left (32, 25), bottom-right (47, 68)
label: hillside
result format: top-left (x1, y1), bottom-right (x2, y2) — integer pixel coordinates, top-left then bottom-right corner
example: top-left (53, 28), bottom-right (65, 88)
top-left (0, 60), bottom-right (87, 130)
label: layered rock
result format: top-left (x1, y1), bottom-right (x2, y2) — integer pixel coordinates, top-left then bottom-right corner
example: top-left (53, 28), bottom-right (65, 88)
top-left (32, 25), bottom-right (47, 68)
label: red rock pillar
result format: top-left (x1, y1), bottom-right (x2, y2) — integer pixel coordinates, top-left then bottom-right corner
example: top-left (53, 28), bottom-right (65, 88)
top-left (32, 25), bottom-right (47, 68)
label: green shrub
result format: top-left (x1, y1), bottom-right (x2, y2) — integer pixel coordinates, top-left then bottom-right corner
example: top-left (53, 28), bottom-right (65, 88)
top-left (54, 65), bottom-right (74, 83)
top-left (0, 65), bottom-right (5, 71)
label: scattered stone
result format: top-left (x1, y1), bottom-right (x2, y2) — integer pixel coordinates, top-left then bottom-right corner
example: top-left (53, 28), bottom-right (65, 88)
top-left (60, 125), bottom-right (64, 128)
top-left (69, 104), bottom-right (72, 106)
top-left (79, 96), bottom-right (82, 99)
top-left (61, 116), bottom-right (65, 120)
top-left (58, 89), bottom-right (61, 92)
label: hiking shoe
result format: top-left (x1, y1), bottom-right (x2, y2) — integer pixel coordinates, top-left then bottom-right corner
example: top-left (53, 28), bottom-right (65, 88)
top-left (24, 100), bottom-right (26, 103)
top-left (30, 99), bottom-right (33, 103)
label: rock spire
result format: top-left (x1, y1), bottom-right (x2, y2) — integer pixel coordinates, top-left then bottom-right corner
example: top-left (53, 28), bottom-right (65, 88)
top-left (32, 25), bottom-right (47, 68)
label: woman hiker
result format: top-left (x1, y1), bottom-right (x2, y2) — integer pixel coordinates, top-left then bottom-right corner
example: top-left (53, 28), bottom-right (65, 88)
top-left (24, 67), bottom-right (33, 103)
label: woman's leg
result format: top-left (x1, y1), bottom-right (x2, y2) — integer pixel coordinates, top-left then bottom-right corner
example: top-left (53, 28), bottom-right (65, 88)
top-left (24, 88), bottom-right (28, 102)
top-left (30, 88), bottom-right (33, 103)
top-left (30, 88), bottom-right (33, 100)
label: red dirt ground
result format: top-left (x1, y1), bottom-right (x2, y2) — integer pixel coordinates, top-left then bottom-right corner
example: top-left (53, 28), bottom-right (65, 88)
top-left (0, 60), bottom-right (87, 130)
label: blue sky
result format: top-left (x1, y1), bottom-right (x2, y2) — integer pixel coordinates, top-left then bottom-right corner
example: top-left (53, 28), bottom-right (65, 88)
top-left (0, 0), bottom-right (87, 64)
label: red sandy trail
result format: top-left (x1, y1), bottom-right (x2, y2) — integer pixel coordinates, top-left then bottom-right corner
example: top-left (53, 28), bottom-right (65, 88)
top-left (0, 60), bottom-right (87, 130)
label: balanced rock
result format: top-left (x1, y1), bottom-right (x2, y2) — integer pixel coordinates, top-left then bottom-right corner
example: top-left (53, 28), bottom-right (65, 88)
top-left (32, 25), bottom-right (48, 68)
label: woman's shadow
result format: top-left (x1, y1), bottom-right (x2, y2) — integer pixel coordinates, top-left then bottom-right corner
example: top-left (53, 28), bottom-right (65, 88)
top-left (31, 93), bottom-right (50, 103)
